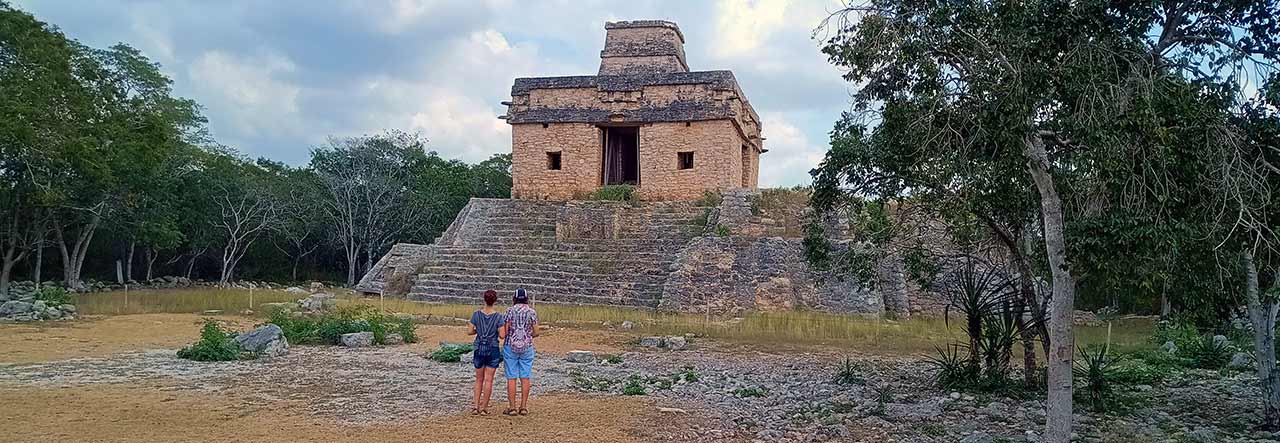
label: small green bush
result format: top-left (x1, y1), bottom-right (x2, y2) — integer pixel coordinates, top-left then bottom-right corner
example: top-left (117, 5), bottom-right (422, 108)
top-left (177, 320), bottom-right (249, 362)
top-left (734, 386), bottom-right (769, 398)
top-left (34, 286), bottom-right (72, 306)
top-left (622, 377), bottom-right (647, 396)
top-left (927, 344), bottom-right (978, 390)
top-left (713, 225), bottom-right (731, 237)
top-left (428, 343), bottom-right (474, 363)
top-left (695, 191), bottom-right (723, 207)
top-left (679, 366), bottom-right (700, 382)
top-left (834, 358), bottom-right (866, 385)
top-left (1074, 345), bottom-right (1124, 411)
top-left (1184, 335), bottom-right (1232, 369)
top-left (590, 185), bottom-right (636, 202)
top-left (601, 354), bottom-right (623, 364)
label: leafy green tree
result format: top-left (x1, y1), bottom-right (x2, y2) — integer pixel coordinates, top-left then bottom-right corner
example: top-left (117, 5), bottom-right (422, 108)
top-left (816, 0), bottom-right (1278, 438)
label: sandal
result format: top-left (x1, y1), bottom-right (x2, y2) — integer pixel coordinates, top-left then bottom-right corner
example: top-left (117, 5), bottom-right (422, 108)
top-left (470, 408), bottom-right (480, 416)
top-left (503, 408), bottom-right (519, 416)
top-left (518, 408), bottom-right (529, 416)
top-left (480, 409), bottom-right (490, 416)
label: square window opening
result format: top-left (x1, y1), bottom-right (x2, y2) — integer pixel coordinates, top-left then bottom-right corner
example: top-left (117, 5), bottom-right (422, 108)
top-left (677, 151), bottom-right (694, 170)
top-left (546, 151), bottom-right (562, 170)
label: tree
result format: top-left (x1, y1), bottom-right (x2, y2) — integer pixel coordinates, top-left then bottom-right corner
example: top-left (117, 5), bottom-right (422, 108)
top-left (311, 131), bottom-right (428, 286)
top-left (259, 159), bottom-right (323, 282)
top-left (815, 0), bottom-right (1279, 439)
top-left (197, 153), bottom-right (277, 285)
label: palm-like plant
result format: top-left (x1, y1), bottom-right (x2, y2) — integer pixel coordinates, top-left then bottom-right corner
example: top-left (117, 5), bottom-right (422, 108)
top-left (942, 256), bottom-right (1016, 372)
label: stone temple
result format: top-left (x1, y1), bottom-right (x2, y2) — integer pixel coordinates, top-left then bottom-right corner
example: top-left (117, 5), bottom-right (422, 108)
top-left (504, 20), bottom-right (763, 201)
top-left (357, 21), bottom-right (944, 316)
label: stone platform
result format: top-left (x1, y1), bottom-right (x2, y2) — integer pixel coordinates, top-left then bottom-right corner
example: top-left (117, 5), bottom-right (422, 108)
top-left (357, 192), bottom-right (938, 316)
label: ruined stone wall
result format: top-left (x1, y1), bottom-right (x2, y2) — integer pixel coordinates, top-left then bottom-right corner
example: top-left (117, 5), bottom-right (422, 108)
top-left (511, 122), bottom-right (601, 200)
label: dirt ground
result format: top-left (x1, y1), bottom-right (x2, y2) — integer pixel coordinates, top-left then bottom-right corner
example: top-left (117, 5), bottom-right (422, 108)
top-left (0, 314), bottom-right (692, 443)
top-left (0, 384), bottom-right (671, 442)
top-left (0, 314), bottom-right (259, 364)
top-left (0, 314), bottom-right (627, 365)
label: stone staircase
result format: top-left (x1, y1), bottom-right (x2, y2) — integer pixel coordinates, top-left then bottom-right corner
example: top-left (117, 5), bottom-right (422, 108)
top-left (358, 198), bottom-right (708, 308)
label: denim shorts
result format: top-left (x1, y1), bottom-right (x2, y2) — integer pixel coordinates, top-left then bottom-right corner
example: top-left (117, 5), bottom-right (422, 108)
top-left (473, 344), bottom-right (501, 369)
top-left (502, 345), bottom-right (535, 379)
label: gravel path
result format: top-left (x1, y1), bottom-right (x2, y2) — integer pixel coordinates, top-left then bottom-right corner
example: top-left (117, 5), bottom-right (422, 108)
top-left (2, 338), bottom-right (1278, 442)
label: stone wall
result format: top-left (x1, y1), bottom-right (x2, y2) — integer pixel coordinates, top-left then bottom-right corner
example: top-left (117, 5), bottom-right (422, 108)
top-left (598, 21), bottom-right (688, 75)
top-left (511, 120), bottom-right (758, 201)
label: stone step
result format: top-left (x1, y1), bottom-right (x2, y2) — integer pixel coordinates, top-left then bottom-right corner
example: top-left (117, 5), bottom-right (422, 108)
top-left (412, 277), bottom-right (666, 294)
top-left (424, 259), bottom-right (596, 274)
top-left (416, 267), bottom-right (671, 284)
top-left (410, 283), bottom-right (662, 304)
top-left (408, 291), bottom-right (658, 308)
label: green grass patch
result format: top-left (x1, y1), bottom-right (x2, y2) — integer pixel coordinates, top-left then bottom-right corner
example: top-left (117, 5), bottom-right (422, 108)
top-left (176, 319), bottom-right (251, 362)
top-left (428, 343), bottom-right (474, 363)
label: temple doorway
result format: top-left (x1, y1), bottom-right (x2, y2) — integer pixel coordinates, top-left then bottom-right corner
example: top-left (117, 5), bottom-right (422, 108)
top-left (601, 126), bottom-right (639, 185)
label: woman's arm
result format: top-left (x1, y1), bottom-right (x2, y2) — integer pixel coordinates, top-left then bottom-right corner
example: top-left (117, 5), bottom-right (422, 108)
top-left (498, 322), bottom-right (508, 340)
top-left (531, 320), bottom-right (539, 337)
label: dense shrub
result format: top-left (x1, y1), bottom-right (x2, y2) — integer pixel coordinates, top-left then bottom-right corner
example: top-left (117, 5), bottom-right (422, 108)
top-left (34, 286), bottom-right (72, 306)
top-left (1184, 335), bottom-right (1232, 369)
top-left (177, 320), bottom-right (249, 362)
top-left (268, 305), bottom-right (418, 346)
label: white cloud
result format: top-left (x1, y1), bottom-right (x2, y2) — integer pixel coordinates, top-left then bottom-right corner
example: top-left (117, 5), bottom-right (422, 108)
top-left (188, 50), bottom-right (303, 140)
top-left (758, 112), bottom-right (824, 187)
top-left (714, 0), bottom-right (792, 56)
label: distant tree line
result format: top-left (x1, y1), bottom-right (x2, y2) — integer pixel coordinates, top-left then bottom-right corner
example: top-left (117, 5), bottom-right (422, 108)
top-left (0, 2), bottom-right (511, 293)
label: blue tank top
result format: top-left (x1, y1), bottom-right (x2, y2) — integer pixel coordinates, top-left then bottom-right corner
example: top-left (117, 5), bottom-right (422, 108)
top-left (471, 310), bottom-right (505, 348)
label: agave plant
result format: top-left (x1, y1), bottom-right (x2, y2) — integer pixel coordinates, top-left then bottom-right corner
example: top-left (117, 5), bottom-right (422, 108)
top-left (1073, 345), bottom-right (1123, 411)
top-left (942, 256), bottom-right (1017, 372)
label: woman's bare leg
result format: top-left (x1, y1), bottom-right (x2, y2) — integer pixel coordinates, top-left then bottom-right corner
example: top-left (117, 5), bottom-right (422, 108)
top-left (519, 378), bottom-right (532, 410)
top-left (480, 368), bottom-right (497, 410)
top-left (506, 378), bottom-right (518, 411)
top-left (472, 368), bottom-right (484, 411)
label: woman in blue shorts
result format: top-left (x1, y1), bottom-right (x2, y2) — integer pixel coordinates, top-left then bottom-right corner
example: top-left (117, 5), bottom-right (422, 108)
top-left (500, 288), bottom-right (538, 416)
top-left (467, 289), bottom-right (504, 415)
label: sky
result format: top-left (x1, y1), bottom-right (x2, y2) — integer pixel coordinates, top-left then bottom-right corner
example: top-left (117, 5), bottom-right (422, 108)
top-left (15, 0), bottom-right (855, 187)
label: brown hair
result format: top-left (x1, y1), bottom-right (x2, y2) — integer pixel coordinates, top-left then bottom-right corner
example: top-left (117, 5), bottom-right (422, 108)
top-left (483, 289), bottom-right (498, 306)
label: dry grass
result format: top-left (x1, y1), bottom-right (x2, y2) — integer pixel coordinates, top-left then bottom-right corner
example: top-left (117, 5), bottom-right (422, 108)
top-left (349, 295), bottom-right (1153, 356)
top-left (64, 288), bottom-right (1153, 357)
top-left (0, 384), bottom-right (673, 443)
top-left (73, 288), bottom-right (302, 316)
top-left (0, 313), bottom-right (258, 364)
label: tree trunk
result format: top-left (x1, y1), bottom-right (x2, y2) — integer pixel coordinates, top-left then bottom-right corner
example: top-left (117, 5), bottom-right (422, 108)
top-left (53, 213), bottom-right (100, 290)
top-left (1018, 274), bottom-right (1039, 386)
top-left (145, 248), bottom-right (157, 281)
top-left (32, 236), bottom-right (42, 286)
top-left (125, 241), bottom-right (135, 282)
top-left (1160, 293), bottom-right (1171, 318)
top-left (1024, 133), bottom-right (1077, 443)
top-left (1245, 250), bottom-right (1280, 430)
top-left (186, 252), bottom-right (198, 279)
top-left (0, 247), bottom-right (23, 298)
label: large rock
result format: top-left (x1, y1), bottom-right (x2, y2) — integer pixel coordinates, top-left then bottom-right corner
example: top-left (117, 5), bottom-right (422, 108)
top-left (236, 324), bottom-right (289, 357)
top-left (341, 331), bottom-right (375, 347)
top-left (298, 293), bottom-right (335, 313)
top-left (0, 300), bottom-right (33, 316)
top-left (1228, 352), bottom-right (1253, 370)
top-left (384, 333), bottom-right (405, 346)
top-left (565, 350), bottom-right (596, 363)
top-left (284, 286), bottom-right (308, 294)
top-left (1212, 334), bottom-right (1229, 348)
top-left (1160, 340), bottom-right (1178, 355)
top-left (639, 336), bottom-right (664, 348)
top-left (665, 336), bottom-right (688, 350)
